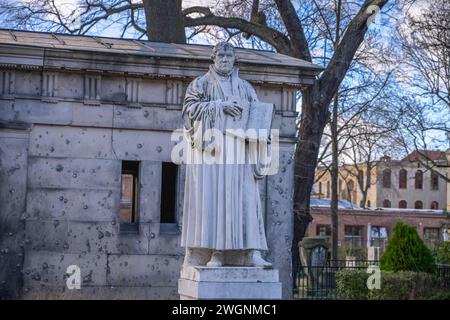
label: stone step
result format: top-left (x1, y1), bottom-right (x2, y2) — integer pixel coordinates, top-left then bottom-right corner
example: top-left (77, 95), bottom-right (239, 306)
top-left (180, 266), bottom-right (279, 283)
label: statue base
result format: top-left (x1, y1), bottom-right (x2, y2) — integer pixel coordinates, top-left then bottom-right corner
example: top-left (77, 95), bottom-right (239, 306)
top-left (178, 266), bottom-right (282, 300)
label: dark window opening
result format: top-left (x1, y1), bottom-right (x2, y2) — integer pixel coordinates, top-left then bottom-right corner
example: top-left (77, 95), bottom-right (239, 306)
top-left (120, 161), bottom-right (140, 233)
top-left (431, 171), bottom-right (439, 190)
top-left (382, 169), bottom-right (391, 188)
top-left (415, 170), bottom-right (423, 189)
top-left (160, 162), bottom-right (178, 225)
top-left (399, 169), bottom-right (407, 189)
top-left (414, 200), bottom-right (423, 209)
top-left (399, 200), bottom-right (407, 208)
top-left (383, 199), bottom-right (391, 208)
top-left (316, 224), bottom-right (331, 237)
top-left (430, 201), bottom-right (439, 210)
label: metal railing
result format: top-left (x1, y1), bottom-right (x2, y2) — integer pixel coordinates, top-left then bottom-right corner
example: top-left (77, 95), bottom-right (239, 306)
top-left (295, 260), bottom-right (450, 300)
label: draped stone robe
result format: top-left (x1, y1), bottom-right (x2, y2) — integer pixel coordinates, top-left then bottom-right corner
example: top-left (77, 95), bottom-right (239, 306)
top-left (180, 65), bottom-right (269, 251)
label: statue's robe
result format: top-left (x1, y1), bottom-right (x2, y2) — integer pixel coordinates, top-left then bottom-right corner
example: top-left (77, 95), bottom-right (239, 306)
top-left (180, 65), bottom-right (269, 251)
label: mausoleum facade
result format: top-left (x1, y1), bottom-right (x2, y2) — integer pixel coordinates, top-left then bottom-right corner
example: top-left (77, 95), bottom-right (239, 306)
top-left (0, 30), bottom-right (320, 299)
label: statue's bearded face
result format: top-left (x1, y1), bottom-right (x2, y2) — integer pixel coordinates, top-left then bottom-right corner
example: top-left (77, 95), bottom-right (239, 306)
top-left (214, 47), bottom-right (235, 74)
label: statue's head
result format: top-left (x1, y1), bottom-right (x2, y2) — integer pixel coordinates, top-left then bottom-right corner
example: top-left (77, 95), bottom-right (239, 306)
top-left (211, 41), bottom-right (235, 75)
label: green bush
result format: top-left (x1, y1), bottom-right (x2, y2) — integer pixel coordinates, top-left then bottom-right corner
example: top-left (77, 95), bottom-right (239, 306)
top-left (436, 241), bottom-right (450, 264)
top-left (368, 271), bottom-right (439, 300)
top-left (427, 291), bottom-right (450, 300)
top-left (380, 222), bottom-right (436, 273)
top-left (336, 269), bottom-right (440, 300)
top-left (336, 270), bottom-right (369, 299)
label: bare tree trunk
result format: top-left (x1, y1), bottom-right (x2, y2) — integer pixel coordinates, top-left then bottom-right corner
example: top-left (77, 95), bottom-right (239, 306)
top-left (292, 85), bottom-right (329, 287)
top-left (330, 94), bottom-right (339, 263)
top-left (329, 0), bottom-right (342, 265)
top-left (143, 0), bottom-right (186, 44)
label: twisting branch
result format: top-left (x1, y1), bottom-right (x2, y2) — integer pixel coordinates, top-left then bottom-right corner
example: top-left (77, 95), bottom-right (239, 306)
top-left (184, 10), bottom-right (293, 55)
top-left (182, 6), bottom-right (213, 17)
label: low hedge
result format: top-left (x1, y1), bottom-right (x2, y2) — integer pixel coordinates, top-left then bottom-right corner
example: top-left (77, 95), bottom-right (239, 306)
top-left (335, 270), bottom-right (369, 299)
top-left (336, 269), bottom-right (442, 300)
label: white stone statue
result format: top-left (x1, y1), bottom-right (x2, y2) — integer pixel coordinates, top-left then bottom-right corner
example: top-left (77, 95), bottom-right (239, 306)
top-left (180, 42), bottom-right (272, 268)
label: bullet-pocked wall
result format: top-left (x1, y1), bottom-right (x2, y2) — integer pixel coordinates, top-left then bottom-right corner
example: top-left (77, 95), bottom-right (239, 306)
top-left (0, 30), bottom-right (321, 299)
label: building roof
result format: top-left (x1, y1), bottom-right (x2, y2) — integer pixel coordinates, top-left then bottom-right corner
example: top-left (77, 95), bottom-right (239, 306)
top-left (402, 150), bottom-right (448, 162)
top-left (0, 29), bottom-right (322, 71)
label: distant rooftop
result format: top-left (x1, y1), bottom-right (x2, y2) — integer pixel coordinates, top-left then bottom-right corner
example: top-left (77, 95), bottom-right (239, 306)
top-left (0, 29), bottom-right (322, 71)
top-left (402, 150), bottom-right (448, 162)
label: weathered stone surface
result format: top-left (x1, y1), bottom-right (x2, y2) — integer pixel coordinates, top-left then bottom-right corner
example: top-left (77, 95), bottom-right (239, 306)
top-left (180, 266), bottom-right (279, 282)
top-left (66, 222), bottom-right (149, 255)
top-left (139, 161), bottom-right (162, 223)
top-left (14, 71), bottom-right (41, 97)
top-left (107, 254), bottom-right (182, 287)
top-left (178, 278), bottom-right (282, 300)
top-left (26, 188), bottom-right (119, 221)
top-left (113, 105), bottom-right (183, 131)
top-left (101, 76), bottom-right (126, 102)
top-left (55, 73), bottom-right (84, 100)
top-left (24, 220), bottom-right (68, 252)
top-left (29, 125), bottom-right (112, 159)
top-left (0, 99), bottom-right (72, 125)
top-left (148, 223), bottom-right (184, 255)
top-left (0, 128), bottom-right (29, 299)
top-left (72, 103), bottom-right (114, 128)
top-left (137, 79), bottom-right (167, 104)
top-left (111, 129), bottom-right (176, 161)
top-left (265, 147), bottom-right (295, 299)
top-left (24, 220), bottom-right (151, 255)
top-left (22, 285), bottom-right (178, 300)
top-left (28, 157), bottom-right (121, 190)
top-left (23, 250), bottom-right (107, 287)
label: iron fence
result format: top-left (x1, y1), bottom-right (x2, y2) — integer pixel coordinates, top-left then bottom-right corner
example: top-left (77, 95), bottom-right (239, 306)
top-left (295, 259), bottom-right (378, 300)
top-left (437, 264), bottom-right (450, 289)
top-left (295, 260), bottom-right (450, 300)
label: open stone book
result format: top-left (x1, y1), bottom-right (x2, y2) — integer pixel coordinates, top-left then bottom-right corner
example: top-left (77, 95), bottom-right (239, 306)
top-left (224, 101), bottom-right (274, 141)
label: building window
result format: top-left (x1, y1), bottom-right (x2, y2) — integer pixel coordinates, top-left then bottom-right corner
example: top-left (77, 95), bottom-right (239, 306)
top-left (398, 200), bottom-right (407, 208)
top-left (160, 162), bottom-right (179, 228)
top-left (316, 224), bottom-right (331, 237)
top-left (318, 182), bottom-right (322, 198)
top-left (326, 181), bottom-right (330, 198)
top-left (430, 171), bottom-right (439, 190)
top-left (120, 161), bottom-right (140, 232)
top-left (370, 226), bottom-right (388, 250)
top-left (382, 199), bottom-right (391, 208)
top-left (382, 168), bottom-right (391, 188)
top-left (399, 169), bottom-right (407, 189)
top-left (344, 226), bottom-right (363, 248)
top-left (414, 200), bottom-right (423, 209)
top-left (430, 201), bottom-right (439, 210)
top-left (415, 170), bottom-right (423, 189)
top-left (367, 200), bottom-right (371, 208)
top-left (339, 179), bottom-right (342, 194)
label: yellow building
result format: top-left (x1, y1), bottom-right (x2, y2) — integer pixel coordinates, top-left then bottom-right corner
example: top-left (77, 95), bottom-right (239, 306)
top-left (315, 150), bottom-right (450, 210)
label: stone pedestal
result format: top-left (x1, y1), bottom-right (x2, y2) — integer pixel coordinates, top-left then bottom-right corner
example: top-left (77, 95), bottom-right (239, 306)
top-left (178, 266), bottom-right (282, 300)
